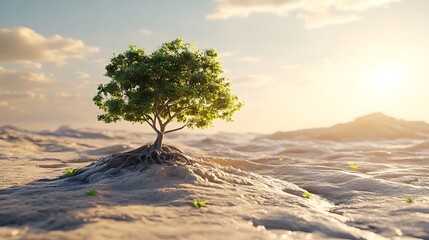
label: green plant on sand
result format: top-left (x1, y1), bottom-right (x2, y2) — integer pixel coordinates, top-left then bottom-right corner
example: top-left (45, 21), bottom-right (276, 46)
top-left (193, 199), bottom-right (208, 208)
top-left (86, 39), bottom-right (242, 178)
top-left (349, 163), bottom-right (358, 170)
top-left (86, 188), bottom-right (97, 196)
top-left (64, 168), bottom-right (81, 177)
top-left (404, 196), bottom-right (414, 203)
top-left (303, 191), bottom-right (312, 199)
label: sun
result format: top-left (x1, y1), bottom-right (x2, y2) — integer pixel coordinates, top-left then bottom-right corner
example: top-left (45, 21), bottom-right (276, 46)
top-left (364, 64), bottom-right (406, 94)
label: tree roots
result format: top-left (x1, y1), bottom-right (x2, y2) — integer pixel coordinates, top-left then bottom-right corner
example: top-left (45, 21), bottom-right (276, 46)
top-left (78, 144), bottom-right (193, 182)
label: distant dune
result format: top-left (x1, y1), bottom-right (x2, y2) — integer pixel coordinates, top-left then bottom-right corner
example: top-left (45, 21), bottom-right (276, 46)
top-left (39, 125), bottom-right (114, 139)
top-left (267, 112), bottom-right (429, 141)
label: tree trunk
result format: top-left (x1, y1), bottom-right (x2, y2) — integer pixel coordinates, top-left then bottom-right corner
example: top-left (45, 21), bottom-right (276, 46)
top-left (152, 132), bottom-right (164, 151)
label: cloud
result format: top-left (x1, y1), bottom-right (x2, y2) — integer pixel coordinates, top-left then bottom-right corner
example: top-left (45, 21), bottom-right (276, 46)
top-left (207, 0), bottom-right (402, 28)
top-left (0, 66), bottom-right (51, 90)
top-left (21, 72), bottom-right (50, 82)
top-left (141, 29), bottom-right (153, 35)
top-left (19, 61), bottom-right (43, 69)
top-left (0, 27), bottom-right (99, 65)
top-left (0, 91), bottom-right (44, 114)
top-left (0, 100), bottom-right (24, 113)
top-left (0, 103), bottom-right (19, 112)
top-left (75, 71), bottom-right (90, 79)
top-left (55, 92), bottom-right (72, 98)
top-left (238, 56), bottom-right (262, 63)
top-left (233, 74), bottom-right (271, 86)
top-left (297, 10), bottom-right (361, 29)
top-left (218, 50), bottom-right (238, 58)
top-left (0, 91), bottom-right (45, 101)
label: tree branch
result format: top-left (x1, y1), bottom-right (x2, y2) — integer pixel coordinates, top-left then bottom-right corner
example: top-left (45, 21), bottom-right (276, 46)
top-left (167, 105), bottom-right (172, 119)
top-left (140, 115), bottom-right (158, 133)
top-left (157, 99), bottom-right (171, 116)
top-left (145, 120), bottom-right (156, 131)
top-left (162, 99), bottom-right (172, 109)
top-left (165, 123), bottom-right (188, 134)
top-left (150, 112), bottom-right (160, 133)
top-left (164, 105), bottom-right (191, 127)
top-left (144, 114), bottom-right (154, 124)
top-left (164, 110), bottom-right (181, 126)
top-left (156, 113), bottom-right (162, 127)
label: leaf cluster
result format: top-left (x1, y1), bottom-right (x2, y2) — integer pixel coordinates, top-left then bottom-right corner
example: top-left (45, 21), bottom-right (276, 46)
top-left (86, 188), bottom-right (97, 196)
top-left (303, 191), bottom-right (312, 199)
top-left (349, 163), bottom-right (358, 170)
top-left (93, 39), bottom-right (242, 132)
top-left (193, 199), bottom-right (208, 208)
top-left (64, 168), bottom-right (81, 177)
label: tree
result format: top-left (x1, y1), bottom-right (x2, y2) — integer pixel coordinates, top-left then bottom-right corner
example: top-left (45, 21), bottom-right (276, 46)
top-left (90, 39), bottom-right (242, 172)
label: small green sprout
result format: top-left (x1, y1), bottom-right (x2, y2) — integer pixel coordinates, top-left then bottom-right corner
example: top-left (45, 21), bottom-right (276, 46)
top-left (349, 163), bottom-right (358, 170)
top-left (64, 168), bottom-right (81, 177)
top-left (279, 156), bottom-right (285, 161)
top-left (404, 196), bottom-right (413, 203)
top-left (86, 188), bottom-right (97, 196)
top-left (193, 199), bottom-right (208, 208)
top-left (303, 191), bottom-right (312, 199)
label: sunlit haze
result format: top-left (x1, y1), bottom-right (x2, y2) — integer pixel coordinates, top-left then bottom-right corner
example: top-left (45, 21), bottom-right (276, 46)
top-left (1, 0), bottom-right (428, 133)
top-left (363, 63), bottom-right (406, 94)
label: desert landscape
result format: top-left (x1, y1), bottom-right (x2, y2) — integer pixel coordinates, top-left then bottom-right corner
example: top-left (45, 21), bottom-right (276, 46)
top-left (1, 1), bottom-right (429, 239)
top-left (1, 113), bottom-right (428, 239)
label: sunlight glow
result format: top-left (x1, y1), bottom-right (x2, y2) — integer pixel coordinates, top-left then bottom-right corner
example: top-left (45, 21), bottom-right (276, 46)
top-left (364, 64), bottom-right (406, 94)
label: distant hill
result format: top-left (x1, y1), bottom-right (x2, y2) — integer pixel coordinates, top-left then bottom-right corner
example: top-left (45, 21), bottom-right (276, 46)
top-left (267, 113), bottom-right (429, 141)
top-left (0, 125), bottom-right (115, 140)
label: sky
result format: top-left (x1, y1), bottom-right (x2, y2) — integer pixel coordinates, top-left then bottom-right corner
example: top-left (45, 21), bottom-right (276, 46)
top-left (0, 0), bottom-right (428, 134)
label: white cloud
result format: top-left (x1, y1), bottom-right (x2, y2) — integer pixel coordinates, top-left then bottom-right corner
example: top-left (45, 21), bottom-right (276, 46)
top-left (75, 71), bottom-right (90, 79)
top-left (0, 91), bottom-right (44, 115)
top-left (55, 92), bottom-right (72, 98)
top-left (0, 27), bottom-right (99, 65)
top-left (0, 66), bottom-right (52, 90)
top-left (238, 56), bottom-right (262, 63)
top-left (233, 74), bottom-right (271, 86)
top-left (141, 29), bottom-right (153, 35)
top-left (298, 10), bottom-right (361, 29)
top-left (0, 91), bottom-right (45, 101)
top-left (0, 100), bottom-right (23, 113)
top-left (0, 66), bottom-right (15, 74)
top-left (218, 50), bottom-right (238, 58)
top-left (207, 0), bottom-right (402, 28)
top-left (19, 61), bottom-right (43, 69)
top-left (21, 72), bottom-right (49, 82)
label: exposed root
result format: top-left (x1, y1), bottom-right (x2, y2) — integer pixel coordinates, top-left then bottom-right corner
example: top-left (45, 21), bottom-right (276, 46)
top-left (78, 144), bottom-right (194, 182)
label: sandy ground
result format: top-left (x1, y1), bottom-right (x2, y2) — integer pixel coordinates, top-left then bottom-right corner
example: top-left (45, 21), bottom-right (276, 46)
top-left (0, 125), bottom-right (429, 239)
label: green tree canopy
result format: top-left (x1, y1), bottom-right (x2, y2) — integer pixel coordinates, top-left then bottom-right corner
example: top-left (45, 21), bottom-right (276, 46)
top-left (93, 38), bottom-right (242, 150)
